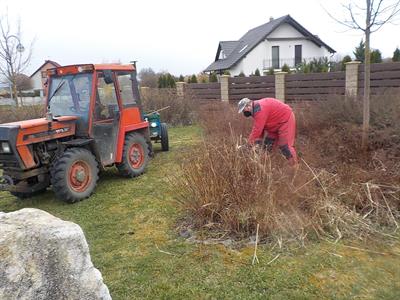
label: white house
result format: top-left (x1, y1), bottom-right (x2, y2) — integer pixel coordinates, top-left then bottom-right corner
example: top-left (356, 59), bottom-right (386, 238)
top-left (204, 15), bottom-right (335, 76)
top-left (30, 60), bottom-right (61, 96)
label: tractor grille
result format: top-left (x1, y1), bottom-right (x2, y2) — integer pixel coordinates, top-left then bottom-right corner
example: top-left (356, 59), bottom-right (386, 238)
top-left (0, 154), bottom-right (19, 168)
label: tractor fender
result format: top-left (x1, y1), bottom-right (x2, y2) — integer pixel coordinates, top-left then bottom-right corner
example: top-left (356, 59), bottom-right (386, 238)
top-left (61, 138), bottom-right (103, 169)
top-left (62, 138), bottom-right (93, 147)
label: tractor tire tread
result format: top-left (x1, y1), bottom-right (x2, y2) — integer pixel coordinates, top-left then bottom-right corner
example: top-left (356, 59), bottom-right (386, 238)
top-left (116, 133), bottom-right (149, 178)
top-left (50, 148), bottom-right (98, 203)
top-left (160, 123), bottom-right (169, 151)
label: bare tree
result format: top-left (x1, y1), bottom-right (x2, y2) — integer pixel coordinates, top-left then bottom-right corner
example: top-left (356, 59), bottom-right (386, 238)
top-left (326, 0), bottom-right (400, 149)
top-left (0, 13), bottom-right (33, 107)
top-left (138, 68), bottom-right (159, 88)
top-left (15, 73), bottom-right (32, 103)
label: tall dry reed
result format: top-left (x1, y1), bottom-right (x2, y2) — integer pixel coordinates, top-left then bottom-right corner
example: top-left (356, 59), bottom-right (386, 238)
top-left (174, 95), bottom-right (399, 244)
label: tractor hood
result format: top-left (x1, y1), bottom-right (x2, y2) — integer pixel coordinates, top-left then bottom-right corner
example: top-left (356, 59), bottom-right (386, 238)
top-left (3, 116), bottom-right (78, 130)
top-left (1, 116), bottom-right (78, 146)
top-left (0, 116), bottom-right (78, 170)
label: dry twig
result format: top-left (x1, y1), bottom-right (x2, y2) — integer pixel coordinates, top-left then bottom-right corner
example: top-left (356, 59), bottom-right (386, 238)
top-left (266, 254), bottom-right (281, 265)
top-left (155, 244), bottom-right (174, 256)
top-left (252, 224), bottom-right (260, 265)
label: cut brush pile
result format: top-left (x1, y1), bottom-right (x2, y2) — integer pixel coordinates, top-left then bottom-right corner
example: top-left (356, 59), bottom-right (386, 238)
top-left (174, 95), bottom-right (400, 245)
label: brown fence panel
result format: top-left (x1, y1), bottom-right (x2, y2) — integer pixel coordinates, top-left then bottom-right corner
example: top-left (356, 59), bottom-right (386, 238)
top-left (285, 71), bottom-right (345, 101)
top-left (186, 83), bottom-right (221, 101)
top-left (286, 72), bottom-right (345, 81)
top-left (228, 76), bottom-right (275, 100)
top-left (358, 62), bottom-right (400, 95)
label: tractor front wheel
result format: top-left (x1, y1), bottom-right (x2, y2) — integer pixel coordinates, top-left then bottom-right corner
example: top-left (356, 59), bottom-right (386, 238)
top-left (117, 133), bottom-right (150, 177)
top-left (160, 123), bottom-right (169, 151)
top-left (51, 148), bottom-right (98, 203)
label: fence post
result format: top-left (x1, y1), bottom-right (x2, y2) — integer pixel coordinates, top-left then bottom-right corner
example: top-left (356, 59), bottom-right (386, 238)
top-left (220, 75), bottom-right (230, 102)
top-left (345, 61), bottom-right (361, 97)
top-left (274, 72), bottom-right (287, 102)
top-left (176, 81), bottom-right (186, 98)
top-left (140, 87), bottom-right (150, 99)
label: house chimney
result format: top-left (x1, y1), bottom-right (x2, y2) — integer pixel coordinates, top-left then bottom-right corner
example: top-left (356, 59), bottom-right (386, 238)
top-left (269, 16), bottom-right (274, 22)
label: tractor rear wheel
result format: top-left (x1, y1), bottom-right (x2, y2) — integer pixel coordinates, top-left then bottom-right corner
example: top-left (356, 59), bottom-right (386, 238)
top-left (117, 133), bottom-right (149, 177)
top-left (51, 148), bottom-right (98, 203)
top-left (160, 123), bottom-right (169, 151)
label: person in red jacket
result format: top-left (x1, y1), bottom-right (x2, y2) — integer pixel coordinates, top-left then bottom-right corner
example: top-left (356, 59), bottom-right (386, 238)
top-left (238, 97), bottom-right (297, 166)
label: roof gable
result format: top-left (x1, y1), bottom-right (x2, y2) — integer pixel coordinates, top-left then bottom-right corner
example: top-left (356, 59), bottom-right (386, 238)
top-left (216, 41), bottom-right (241, 61)
top-left (30, 60), bottom-right (61, 78)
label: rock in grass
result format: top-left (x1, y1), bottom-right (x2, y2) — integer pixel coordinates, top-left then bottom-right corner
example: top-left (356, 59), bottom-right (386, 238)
top-left (0, 208), bottom-right (111, 300)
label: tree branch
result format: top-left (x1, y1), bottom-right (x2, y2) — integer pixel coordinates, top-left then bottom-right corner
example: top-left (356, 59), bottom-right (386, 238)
top-left (347, 3), bottom-right (366, 31)
top-left (370, 0), bottom-right (400, 32)
top-left (370, 0), bottom-right (385, 26)
top-left (0, 11), bottom-right (33, 98)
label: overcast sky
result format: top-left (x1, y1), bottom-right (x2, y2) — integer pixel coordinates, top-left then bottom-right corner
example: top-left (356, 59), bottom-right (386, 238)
top-left (1, 0), bottom-right (399, 76)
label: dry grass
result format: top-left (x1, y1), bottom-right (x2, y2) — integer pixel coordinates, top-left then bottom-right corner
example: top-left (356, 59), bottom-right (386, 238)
top-left (174, 95), bottom-right (400, 245)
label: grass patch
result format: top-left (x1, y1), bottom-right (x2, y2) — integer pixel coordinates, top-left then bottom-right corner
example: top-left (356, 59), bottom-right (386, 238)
top-left (1, 125), bottom-right (399, 299)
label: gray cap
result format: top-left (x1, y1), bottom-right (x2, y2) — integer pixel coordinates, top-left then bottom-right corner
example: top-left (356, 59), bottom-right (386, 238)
top-left (237, 98), bottom-right (251, 113)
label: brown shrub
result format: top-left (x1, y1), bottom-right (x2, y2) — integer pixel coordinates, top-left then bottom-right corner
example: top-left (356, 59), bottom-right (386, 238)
top-left (174, 96), bottom-right (400, 244)
top-left (0, 88), bottom-right (199, 126)
top-left (0, 105), bottom-right (44, 123)
top-left (297, 93), bottom-right (400, 175)
top-left (141, 88), bottom-right (197, 126)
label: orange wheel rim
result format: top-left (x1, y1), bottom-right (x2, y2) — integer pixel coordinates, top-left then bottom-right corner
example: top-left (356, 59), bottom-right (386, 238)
top-left (68, 160), bottom-right (91, 192)
top-left (128, 143), bottom-right (144, 168)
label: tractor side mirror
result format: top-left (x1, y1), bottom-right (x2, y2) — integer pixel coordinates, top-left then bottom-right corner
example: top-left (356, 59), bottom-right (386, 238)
top-left (103, 70), bottom-right (114, 84)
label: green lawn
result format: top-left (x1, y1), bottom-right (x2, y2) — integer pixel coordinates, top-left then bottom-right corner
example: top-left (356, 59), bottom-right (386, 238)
top-left (1, 126), bottom-right (400, 299)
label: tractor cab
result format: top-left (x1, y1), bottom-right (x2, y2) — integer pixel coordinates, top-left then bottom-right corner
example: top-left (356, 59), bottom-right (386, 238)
top-left (46, 64), bottom-right (147, 166)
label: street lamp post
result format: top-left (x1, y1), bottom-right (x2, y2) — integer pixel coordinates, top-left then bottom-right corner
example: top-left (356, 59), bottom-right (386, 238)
top-left (6, 34), bottom-right (24, 53)
top-left (4, 35), bottom-right (25, 106)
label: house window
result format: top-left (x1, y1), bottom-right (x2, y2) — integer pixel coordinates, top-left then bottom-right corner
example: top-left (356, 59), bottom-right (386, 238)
top-left (295, 45), bottom-right (302, 66)
top-left (272, 46), bottom-right (280, 69)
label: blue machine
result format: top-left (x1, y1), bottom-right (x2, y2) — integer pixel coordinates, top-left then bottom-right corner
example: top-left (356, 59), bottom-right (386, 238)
top-left (144, 110), bottom-right (169, 151)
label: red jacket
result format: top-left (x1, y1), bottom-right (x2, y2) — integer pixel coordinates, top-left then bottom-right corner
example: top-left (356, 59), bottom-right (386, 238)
top-left (248, 98), bottom-right (293, 144)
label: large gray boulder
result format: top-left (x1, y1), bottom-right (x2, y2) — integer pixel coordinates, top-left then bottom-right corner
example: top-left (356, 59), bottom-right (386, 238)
top-left (0, 208), bottom-right (111, 300)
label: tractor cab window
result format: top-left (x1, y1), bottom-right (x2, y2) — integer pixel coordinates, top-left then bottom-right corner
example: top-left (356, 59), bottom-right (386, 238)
top-left (95, 72), bottom-right (119, 121)
top-left (116, 71), bottom-right (138, 106)
top-left (48, 73), bottom-right (92, 120)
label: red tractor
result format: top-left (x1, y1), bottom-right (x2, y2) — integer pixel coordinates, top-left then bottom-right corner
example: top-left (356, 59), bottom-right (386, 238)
top-left (0, 63), bottom-right (152, 203)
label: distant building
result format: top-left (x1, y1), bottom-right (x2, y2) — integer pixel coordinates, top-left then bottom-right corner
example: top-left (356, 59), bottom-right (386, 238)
top-left (30, 60), bottom-right (61, 96)
top-left (204, 15), bottom-right (335, 76)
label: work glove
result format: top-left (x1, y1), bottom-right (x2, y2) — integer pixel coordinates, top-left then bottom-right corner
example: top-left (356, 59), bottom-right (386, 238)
top-left (264, 137), bottom-right (276, 152)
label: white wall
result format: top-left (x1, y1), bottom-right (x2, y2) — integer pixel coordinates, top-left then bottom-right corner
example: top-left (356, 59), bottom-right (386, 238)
top-left (228, 23), bottom-right (332, 76)
top-left (268, 23), bottom-right (303, 38)
top-left (230, 41), bottom-right (267, 76)
top-left (31, 72), bottom-right (43, 90)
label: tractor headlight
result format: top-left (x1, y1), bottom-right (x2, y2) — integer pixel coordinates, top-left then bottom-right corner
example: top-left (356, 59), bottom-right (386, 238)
top-left (1, 142), bottom-right (11, 153)
top-left (150, 122), bottom-right (157, 128)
